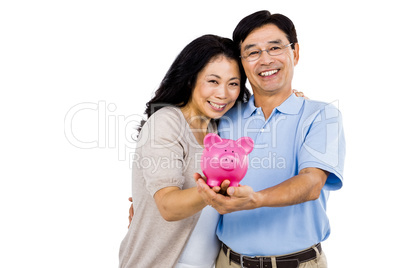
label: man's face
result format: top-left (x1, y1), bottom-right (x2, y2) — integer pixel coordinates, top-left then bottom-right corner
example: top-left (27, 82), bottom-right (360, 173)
top-left (240, 24), bottom-right (299, 96)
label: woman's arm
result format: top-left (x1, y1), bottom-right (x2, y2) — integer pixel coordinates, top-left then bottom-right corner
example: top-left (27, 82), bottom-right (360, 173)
top-left (126, 187), bottom-right (206, 225)
top-left (154, 186), bottom-right (207, 221)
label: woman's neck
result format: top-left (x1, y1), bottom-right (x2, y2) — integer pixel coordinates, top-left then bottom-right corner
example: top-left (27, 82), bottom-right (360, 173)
top-left (180, 106), bottom-right (211, 146)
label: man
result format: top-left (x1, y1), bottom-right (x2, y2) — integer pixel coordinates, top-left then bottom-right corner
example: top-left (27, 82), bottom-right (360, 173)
top-left (195, 10), bottom-right (345, 268)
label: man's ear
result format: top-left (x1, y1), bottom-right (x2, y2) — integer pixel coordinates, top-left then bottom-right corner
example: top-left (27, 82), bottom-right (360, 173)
top-left (293, 43), bottom-right (300, 66)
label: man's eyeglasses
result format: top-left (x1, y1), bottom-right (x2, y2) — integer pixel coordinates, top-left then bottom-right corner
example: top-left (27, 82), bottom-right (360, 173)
top-left (240, 43), bottom-right (293, 62)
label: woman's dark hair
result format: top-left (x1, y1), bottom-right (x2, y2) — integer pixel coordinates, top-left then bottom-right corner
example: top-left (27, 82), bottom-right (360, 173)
top-left (233, 10), bottom-right (298, 50)
top-left (137, 34), bottom-right (250, 133)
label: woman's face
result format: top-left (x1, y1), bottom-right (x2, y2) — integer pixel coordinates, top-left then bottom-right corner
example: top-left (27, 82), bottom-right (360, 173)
top-left (186, 55), bottom-right (241, 120)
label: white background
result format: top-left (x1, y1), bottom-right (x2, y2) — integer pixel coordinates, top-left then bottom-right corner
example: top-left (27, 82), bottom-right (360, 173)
top-left (1, 0), bottom-right (401, 267)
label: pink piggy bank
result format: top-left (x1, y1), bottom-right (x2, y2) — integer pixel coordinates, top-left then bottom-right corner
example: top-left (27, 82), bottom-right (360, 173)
top-left (200, 133), bottom-right (254, 187)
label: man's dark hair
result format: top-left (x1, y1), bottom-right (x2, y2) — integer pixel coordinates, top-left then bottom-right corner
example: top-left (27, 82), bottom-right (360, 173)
top-left (233, 10), bottom-right (298, 50)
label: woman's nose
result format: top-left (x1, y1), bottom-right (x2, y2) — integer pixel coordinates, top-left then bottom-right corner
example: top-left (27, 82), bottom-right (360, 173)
top-left (215, 85), bottom-right (228, 99)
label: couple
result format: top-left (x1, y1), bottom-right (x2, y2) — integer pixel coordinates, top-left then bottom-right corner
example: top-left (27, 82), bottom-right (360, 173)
top-left (119, 10), bottom-right (345, 268)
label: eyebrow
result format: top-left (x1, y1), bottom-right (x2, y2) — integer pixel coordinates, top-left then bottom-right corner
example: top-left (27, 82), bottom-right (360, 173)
top-left (243, 39), bottom-right (283, 51)
top-left (207, 74), bottom-right (240, 81)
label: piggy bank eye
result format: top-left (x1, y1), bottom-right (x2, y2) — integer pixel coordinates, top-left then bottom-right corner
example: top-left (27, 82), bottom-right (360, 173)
top-left (225, 150), bottom-right (227, 152)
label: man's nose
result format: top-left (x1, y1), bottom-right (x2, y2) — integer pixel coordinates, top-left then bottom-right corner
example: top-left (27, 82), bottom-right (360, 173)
top-left (259, 50), bottom-right (274, 64)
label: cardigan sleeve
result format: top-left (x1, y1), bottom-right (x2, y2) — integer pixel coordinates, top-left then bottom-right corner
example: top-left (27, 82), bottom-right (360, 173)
top-left (135, 107), bottom-right (189, 196)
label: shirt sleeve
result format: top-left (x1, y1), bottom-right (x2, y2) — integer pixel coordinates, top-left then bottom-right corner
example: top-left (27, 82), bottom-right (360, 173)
top-left (136, 108), bottom-right (188, 196)
top-left (298, 103), bottom-right (346, 191)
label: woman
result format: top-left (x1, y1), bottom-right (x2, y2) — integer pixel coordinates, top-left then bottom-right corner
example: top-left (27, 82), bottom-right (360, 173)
top-left (118, 34), bottom-right (250, 268)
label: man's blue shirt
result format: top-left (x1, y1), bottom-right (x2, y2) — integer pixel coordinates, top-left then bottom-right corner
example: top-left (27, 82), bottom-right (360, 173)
top-left (216, 93), bottom-right (346, 256)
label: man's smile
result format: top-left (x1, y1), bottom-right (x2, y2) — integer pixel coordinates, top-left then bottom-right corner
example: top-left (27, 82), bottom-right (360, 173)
top-left (259, 69), bottom-right (279, 77)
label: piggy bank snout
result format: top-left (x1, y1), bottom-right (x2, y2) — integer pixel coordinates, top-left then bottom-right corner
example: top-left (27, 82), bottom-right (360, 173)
top-left (219, 153), bottom-right (236, 170)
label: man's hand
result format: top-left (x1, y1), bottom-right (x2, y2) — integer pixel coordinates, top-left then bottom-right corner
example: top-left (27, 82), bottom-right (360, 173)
top-left (128, 197), bottom-right (133, 228)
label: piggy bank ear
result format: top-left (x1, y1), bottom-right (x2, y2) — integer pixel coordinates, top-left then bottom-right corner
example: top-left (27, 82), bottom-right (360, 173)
top-left (203, 133), bottom-right (222, 151)
top-left (236, 136), bottom-right (254, 155)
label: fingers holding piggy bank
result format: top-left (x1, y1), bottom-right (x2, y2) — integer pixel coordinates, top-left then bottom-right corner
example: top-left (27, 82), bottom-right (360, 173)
top-left (200, 133), bottom-right (254, 188)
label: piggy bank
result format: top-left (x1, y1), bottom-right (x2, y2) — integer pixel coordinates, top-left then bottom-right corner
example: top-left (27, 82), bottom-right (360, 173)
top-left (200, 133), bottom-right (254, 187)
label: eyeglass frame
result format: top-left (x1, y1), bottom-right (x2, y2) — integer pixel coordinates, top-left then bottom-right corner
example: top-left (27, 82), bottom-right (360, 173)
top-left (240, 43), bottom-right (293, 62)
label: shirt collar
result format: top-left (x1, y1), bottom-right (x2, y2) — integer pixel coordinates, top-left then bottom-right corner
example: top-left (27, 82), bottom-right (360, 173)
top-left (276, 93), bottom-right (304, 115)
top-left (243, 93), bottom-right (304, 118)
top-left (243, 95), bottom-right (258, 118)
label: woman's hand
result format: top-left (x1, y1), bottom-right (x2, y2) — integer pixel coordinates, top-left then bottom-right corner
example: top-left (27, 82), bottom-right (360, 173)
top-left (128, 197), bottom-right (133, 228)
top-left (195, 178), bottom-right (259, 214)
top-left (193, 172), bottom-right (231, 195)
top-left (293, 89), bottom-right (309, 99)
